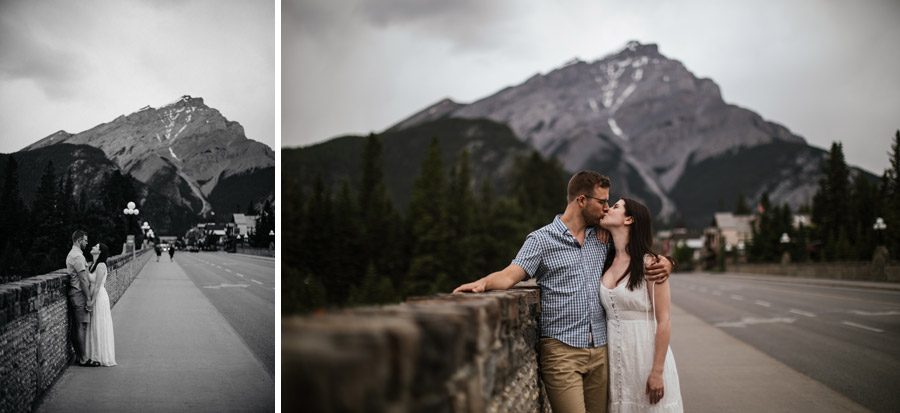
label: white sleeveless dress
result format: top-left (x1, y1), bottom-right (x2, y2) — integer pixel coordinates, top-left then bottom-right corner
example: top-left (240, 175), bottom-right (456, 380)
top-left (599, 277), bottom-right (683, 412)
top-left (86, 263), bottom-right (117, 366)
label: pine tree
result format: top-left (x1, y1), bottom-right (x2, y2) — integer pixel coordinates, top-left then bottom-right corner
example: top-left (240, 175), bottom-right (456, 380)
top-left (446, 149), bottom-right (477, 287)
top-left (883, 130), bottom-right (900, 258)
top-left (811, 142), bottom-right (851, 261)
top-left (358, 134), bottom-right (401, 281)
top-left (0, 156), bottom-right (29, 279)
top-left (406, 137), bottom-right (449, 295)
top-left (31, 161), bottom-right (64, 274)
top-left (301, 176), bottom-right (335, 304)
top-left (734, 193), bottom-right (751, 215)
top-left (330, 180), bottom-right (363, 304)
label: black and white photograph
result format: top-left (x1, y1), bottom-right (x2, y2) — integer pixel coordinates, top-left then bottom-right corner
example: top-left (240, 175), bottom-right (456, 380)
top-left (0, 0), bottom-right (276, 411)
top-left (282, 1), bottom-right (900, 412)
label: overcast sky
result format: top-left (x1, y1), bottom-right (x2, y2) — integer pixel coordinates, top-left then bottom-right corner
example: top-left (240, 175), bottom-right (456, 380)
top-left (284, 0), bottom-right (900, 174)
top-left (0, 0), bottom-right (275, 153)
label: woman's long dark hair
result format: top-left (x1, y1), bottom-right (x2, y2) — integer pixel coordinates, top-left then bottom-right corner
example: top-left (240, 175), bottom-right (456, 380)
top-left (90, 243), bottom-right (109, 273)
top-left (603, 198), bottom-right (658, 291)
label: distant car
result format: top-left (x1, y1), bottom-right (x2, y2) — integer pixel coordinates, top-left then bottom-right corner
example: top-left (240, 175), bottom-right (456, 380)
top-left (187, 245), bottom-right (200, 253)
top-left (159, 243), bottom-right (170, 252)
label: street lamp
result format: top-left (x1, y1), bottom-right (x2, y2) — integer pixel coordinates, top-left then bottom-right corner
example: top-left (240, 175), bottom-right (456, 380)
top-left (873, 217), bottom-right (888, 258)
top-left (123, 202), bottom-right (139, 260)
top-left (780, 233), bottom-right (791, 264)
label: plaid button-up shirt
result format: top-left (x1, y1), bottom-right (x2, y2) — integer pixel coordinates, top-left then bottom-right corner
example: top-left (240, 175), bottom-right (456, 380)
top-left (512, 215), bottom-right (609, 348)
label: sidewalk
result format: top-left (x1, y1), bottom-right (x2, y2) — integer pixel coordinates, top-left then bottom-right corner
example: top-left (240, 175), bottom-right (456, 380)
top-left (37, 259), bottom-right (274, 412)
top-left (670, 304), bottom-right (869, 412)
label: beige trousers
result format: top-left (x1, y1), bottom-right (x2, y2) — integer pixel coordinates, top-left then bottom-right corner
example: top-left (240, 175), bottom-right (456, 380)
top-left (539, 337), bottom-right (609, 413)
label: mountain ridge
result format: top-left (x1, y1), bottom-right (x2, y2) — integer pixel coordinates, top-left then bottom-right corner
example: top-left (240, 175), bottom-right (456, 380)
top-left (23, 95), bottom-right (274, 217)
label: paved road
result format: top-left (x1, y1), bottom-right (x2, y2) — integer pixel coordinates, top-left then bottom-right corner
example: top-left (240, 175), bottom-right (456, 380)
top-left (176, 251), bottom-right (276, 376)
top-left (671, 273), bottom-right (900, 413)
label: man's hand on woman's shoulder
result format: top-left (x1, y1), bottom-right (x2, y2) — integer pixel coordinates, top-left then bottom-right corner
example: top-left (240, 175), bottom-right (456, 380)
top-left (644, 255), bottom-right (674, 284)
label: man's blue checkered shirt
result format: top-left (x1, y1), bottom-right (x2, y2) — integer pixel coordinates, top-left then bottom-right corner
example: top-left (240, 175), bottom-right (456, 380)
top-left (512, 215), bottom-right (609, 348)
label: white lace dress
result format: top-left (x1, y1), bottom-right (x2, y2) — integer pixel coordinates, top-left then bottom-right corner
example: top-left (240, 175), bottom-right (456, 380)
top-left (86, 263), bottom-right (117, 366)
top-left (600, 278), bottom-right (682, 412)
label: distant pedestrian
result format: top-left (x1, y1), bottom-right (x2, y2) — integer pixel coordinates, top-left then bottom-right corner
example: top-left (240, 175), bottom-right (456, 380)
top-left (154, 244), bottom-right (162, 262)
top-left (168, 245), bottom-right (175, 262)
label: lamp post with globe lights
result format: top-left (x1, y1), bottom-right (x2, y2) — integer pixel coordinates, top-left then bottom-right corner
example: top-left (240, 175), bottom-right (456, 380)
top-left (873, 217), bottom-right (888, 264)
top-left (123, 202), bottom-right (139, 260)
top-left (779, 232), bottom-right (791, 264)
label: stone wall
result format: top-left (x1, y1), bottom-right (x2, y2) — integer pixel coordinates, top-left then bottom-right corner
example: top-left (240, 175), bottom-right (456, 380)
top-left (0, 249), bottom-right (151, 413)
top-left (283, 285), bottom-right (549, 413)
top-left (730, 262), bottom-right (900, 282)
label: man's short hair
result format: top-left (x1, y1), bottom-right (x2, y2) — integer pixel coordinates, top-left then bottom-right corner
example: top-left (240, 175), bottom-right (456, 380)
top-left (72, 230), bottom-right (87, 244)
top-left (567, 171), bottom-right (611, 202)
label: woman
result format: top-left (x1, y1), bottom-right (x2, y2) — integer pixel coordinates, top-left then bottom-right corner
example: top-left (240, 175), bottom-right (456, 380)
top-left (86, 243), bottom-right (116, 366)
top-left (599, 198), bottom-right (682, 412)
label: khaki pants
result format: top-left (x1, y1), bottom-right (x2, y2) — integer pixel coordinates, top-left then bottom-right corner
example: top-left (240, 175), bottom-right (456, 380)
top-left (539, 337), bottom-right (608, 413)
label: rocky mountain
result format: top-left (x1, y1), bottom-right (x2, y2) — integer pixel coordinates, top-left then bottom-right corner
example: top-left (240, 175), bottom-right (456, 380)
top-left (384, 41), bottom-right (874, 227)
top-left (24, 95), bottom-right (274, 217)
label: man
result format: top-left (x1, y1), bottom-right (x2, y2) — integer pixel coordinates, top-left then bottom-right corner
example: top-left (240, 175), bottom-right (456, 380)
top-left (453, 171), bottom-right (673, 413)
top-left (66, 230), bottom-right (94, 366)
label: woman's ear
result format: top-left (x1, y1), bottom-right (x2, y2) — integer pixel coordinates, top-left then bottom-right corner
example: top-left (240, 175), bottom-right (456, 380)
top-left (624, 216), bottom-right (634, 226)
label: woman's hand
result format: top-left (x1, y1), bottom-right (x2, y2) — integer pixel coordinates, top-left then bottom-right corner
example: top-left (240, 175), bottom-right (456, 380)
top-left (646, 372), bottom-right (664, 404)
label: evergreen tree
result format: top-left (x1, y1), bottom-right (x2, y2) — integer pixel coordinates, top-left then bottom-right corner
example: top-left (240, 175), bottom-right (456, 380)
top-left (734, 193), bottom-right (751, 215)
top-left (252, 200), bottom-right (276, 249)
top-left (358, 134), bottom-right (401, 282)
top-left (811, 142), bottom-right (851, 261)
top-left (406, 137), bottom-right (449, 295)
top-left (446, 149), bottom-right (477, 287)
top-left (301, 176), bottom-right (336, 303)
top-left (282, 179), bottom-right (305, 270)
top-left (849, 171), bottom-right (878, 259)
top-left (330, 180), bottom-right (363, 304)
top-left (883, 130), bottom-right (900, 258)
top-left (0, 156), bottom-right (29, 279)
top-left (31, 161), bottom-right (64, 274)
top-left (512, 151), bottom-right (567, 228)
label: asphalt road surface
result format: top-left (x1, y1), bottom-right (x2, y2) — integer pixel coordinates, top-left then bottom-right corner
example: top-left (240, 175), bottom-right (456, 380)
top-left (671, 273), bottom-right (900, 413)
top-left (176, 251), bottom-right (276, 377)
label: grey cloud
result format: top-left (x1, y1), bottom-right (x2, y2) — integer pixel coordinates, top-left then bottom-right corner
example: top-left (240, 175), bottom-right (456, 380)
top-left (0, 1), bottom-right (88, 99)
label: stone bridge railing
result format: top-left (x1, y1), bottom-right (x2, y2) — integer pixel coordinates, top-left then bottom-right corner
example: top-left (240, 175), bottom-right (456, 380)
top-left (0, 248), bottom-right (152, 412)
top-left (283, 284), bottom-right (549, 413)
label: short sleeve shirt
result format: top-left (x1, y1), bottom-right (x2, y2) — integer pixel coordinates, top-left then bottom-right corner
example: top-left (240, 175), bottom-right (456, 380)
top-left (512, 215), bottom-right (609, 348)
top-left (66, 246), bottom-right (88, 293)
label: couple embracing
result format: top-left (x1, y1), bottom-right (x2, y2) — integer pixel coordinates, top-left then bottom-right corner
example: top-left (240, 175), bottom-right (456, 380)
top-left (454, 171), bottom-right (683, 413)
top-left (66, 230), bottom-right (116, 367)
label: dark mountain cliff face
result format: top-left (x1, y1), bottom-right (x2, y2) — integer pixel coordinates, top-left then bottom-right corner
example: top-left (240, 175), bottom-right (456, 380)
top-left (1, 144), bottom-right (194, 233)
top-left (22, 95), bottom-right (274, 219)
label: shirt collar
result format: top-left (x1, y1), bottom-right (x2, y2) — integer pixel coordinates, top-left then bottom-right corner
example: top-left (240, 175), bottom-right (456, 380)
top-left (552, 215), bottom-right (596, 237)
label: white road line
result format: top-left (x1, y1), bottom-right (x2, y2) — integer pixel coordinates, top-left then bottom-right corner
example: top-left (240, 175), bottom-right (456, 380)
top-left (730, 294), bottom-right (744, 301)
top-left (789, 309), bottom-right (816, 317)
top-left (225, 268), bottom-right (233, 273)
top-left (849, 310), bottom-right (900, 316)
top-left (250, 279), bottom-right (263, 285)
top-left (712, 291), bottom-right (722, 296)
top-left (841, 321), bottom-right (884, 333)
top-left (698, 287), bottom-right (708, 293)
top-left (755, 300), bottom-right (771, 307)
top-left (236, 273), bottom-right (245, 278)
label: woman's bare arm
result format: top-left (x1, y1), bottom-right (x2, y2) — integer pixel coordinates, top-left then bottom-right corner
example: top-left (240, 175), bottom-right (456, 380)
top-left (647, 271), bottom-right (673, 404)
